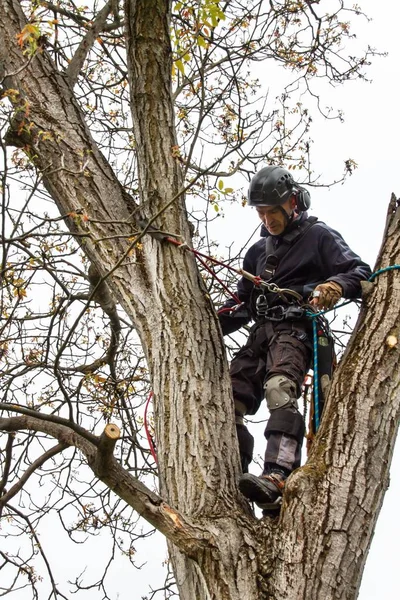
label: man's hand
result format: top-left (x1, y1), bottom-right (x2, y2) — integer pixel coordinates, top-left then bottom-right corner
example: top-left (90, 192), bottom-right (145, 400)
top-left (310, 281), bottom-right (342, 310)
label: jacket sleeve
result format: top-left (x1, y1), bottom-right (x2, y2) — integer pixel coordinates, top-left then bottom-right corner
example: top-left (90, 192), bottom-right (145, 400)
top-left (316, 226), bottom-right (372, 298)
top-left (217, 249), bottom-right (255, 336)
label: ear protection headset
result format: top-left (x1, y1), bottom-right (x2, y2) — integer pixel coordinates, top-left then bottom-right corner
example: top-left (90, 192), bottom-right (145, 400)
top-left (293, 186), bottom-right (311, 212)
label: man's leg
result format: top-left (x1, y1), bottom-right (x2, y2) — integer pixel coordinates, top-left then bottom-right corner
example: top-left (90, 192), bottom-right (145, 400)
top-left (229, 328), bottom-right (268, 472)
top-left (263, 374), bottom-right (305, 473)
top-left (238, 325), bottom-right (311, 509)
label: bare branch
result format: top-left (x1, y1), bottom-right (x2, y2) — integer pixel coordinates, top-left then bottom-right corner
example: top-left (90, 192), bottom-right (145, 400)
top-left (0, 442), bottom-right (67, 508)
top-left (0, 433), bottom-right (14, 496)
top-left (7, 504), bottom-right (70, 600)
top-left (0, 414), bottom-right (214, 557)
top-left (66, 1), bottom-right (115, 86)
top-left (0, 403), bottom-right (99, 446)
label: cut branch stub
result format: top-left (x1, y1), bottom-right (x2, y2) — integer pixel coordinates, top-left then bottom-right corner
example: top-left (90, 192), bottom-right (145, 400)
top-left (96, 423), bottom-right (121, 475)
top-left (99, 423), bottom-right (120, 447)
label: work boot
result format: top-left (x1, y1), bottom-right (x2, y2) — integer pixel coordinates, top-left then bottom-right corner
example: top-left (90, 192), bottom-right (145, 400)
top-left (238, 467), bottom-right (288, 511)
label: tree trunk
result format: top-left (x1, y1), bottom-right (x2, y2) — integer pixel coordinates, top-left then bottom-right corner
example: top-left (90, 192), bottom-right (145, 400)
top-left (0, 1), bottom-right (260, 596)
top-left (269, 196), bottom-right (400, 599)
top-left (123, 1), bottom-right (259, 595)
top-left (0, 0), bottom-right (399, 598)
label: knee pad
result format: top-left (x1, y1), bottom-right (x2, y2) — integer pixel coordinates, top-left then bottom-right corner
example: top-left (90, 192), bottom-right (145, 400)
top-left (264, 375), bottom-right (298, 411)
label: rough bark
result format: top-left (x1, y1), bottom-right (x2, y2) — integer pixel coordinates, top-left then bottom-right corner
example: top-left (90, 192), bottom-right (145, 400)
top-left (123, 2), bottom-right (256, 595)
top-left (0, 0), bottom-right (399, 599)
top-left (270, 196), bottom-right (400, 599)
top-left (0, 1), bottom-right (257, 596)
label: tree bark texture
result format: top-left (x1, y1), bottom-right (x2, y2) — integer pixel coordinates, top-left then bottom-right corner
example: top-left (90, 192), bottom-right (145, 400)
top-left (1, 1), bottom-right (399, 598)
top-left (123, 2), bottom-right (258, 595)
top-left (0, 1), bottom-right (257, 596)
top-left (270, 196), bottom-right (400, 599)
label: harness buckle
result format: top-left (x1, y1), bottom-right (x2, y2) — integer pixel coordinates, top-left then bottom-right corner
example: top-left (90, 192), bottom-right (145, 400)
top-left (263, 254), bottom-right (278, 280)
top-left (255, 294), bottom-right (270, 317)
top-left (257, 304), bottom-right (286, 321)
top-left (257, 304), bottom-right (305, 322)
top-left (284, 306), bottom-right (305, 320)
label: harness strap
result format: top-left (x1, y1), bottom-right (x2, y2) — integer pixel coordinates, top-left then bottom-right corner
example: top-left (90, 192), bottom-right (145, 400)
top-left (263, 216), bottom-right (318, 281)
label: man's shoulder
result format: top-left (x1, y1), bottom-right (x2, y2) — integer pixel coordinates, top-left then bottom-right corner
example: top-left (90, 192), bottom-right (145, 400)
top-left (310, 219), bottom-right (344, 239)
top-left (303, 217), bottom-right (332, 237)
top-left (246, 237), bottom-right (266, 255)
top-left (284, 215), bottom-right (324, 241)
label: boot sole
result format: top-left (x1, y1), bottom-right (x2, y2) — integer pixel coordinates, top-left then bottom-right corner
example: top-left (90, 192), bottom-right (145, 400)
top-left (238, 474), bottom-right (282, 509)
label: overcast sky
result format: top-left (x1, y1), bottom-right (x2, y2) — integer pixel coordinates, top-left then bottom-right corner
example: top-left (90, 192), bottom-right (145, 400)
top-left (214, 1), bottom-right (400, 598)
top-left (11, 1), bottom-right (399, 598)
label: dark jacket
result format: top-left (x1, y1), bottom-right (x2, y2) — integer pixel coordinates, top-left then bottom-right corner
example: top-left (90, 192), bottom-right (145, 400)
top-left (219, 212), bottom-right (372, 335)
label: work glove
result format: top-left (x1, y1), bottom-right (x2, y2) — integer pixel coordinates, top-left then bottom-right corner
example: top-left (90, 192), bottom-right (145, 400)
top-left (310, 281), bottom-right (342, 310)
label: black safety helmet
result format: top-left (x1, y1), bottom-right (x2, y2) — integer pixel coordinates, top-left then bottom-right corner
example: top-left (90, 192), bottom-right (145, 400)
top-left (248, 166), bottom-right (311, 211)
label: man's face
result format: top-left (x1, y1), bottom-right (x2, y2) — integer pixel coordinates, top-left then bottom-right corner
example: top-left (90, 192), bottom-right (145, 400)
top-left (256, 198), bottom-right (295, 236)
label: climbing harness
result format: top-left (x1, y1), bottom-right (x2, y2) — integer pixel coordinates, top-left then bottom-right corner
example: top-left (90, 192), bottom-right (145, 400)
top-left (255, 215), bottom-right (317, 312)
top-left (140, 218), bottom-right (400, 456)
top-left (139, 219), bottom-right (302, 306)
top-left (256, 303), bottom-right (305, 321)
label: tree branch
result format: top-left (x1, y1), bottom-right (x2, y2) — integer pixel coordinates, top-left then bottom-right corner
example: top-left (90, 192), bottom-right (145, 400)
top-left (0, 442), bottom-right (67, 508)
top-left (38, 0), bottom-right (123, 31)
top-left (88, 261), bottom-right (121, 368)
top-left (66, 0), bottom-right (115, 86)
top-left (6, 504), bottom-right (70, 600)
top-left (0, 432), bottom-right (14, 496)
top-left (0, 402), bottom-right (100, 445)
top-left (96, 422), bottom-right (120, 476)
top-left (0, 415), bottom-right (214, 558)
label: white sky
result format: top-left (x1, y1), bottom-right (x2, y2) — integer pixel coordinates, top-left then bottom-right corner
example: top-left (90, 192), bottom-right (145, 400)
top-left (7, 1), bottom-right (399, 598)
top-left (213, 1), bottom-right (400, 598)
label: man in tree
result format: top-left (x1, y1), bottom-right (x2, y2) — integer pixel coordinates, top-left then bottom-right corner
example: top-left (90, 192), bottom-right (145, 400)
top-left (218, 165), bottom-right (372, 513)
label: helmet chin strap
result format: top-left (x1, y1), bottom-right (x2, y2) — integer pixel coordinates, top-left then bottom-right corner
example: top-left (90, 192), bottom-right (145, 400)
top-left (278, 205), bottom-right (295, 227)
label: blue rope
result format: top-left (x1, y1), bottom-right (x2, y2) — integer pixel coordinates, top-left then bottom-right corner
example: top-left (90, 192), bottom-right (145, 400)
top-left (368, 265), bottom-right (400, 281)
top-left (311, 317), bottom-right (320, 430)
top-left (307, 299), bottom-right (353, 319)
top-left (307, 264), bottom-right (400, 432)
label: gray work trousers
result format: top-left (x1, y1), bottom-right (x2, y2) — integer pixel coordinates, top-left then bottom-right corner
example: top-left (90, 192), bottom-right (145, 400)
top-left (231, 318), bottom-right (312, 472)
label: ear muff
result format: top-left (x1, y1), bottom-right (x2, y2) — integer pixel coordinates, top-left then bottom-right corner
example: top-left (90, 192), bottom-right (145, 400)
top-left (295, 187), bottom-right (311, 211)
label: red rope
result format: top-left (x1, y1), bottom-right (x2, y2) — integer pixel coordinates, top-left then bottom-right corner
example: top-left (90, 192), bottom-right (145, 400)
top-left (217, 306), bottom-right (241, 315)
top-left (165, 237), bottom-right (242, 304)
top-left (144, 391), bottom-right (158, 464)
top-left (166, 237), bottom-right (242, 276)
top-left (193, 253), bottom-right (241, 304)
